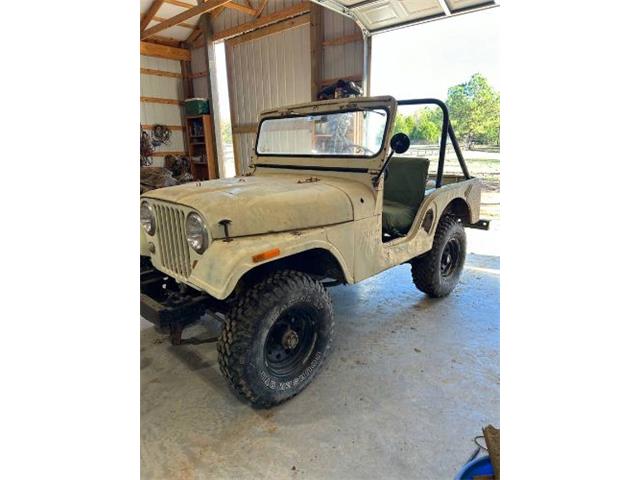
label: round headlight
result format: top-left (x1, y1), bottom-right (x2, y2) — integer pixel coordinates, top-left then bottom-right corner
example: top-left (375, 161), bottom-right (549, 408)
top-left (140, 202), bottom-right (155, 235)
top-left (186, 212), bottom-right (208, 254)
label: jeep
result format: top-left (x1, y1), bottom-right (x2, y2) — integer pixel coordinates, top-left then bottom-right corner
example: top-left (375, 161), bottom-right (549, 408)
top-left (140, 96), bottom-right (489, 408)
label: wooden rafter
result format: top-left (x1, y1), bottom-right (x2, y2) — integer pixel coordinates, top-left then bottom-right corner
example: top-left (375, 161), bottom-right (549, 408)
top-left (164, 0), bottom-right (195, 8)
top-left (152, 16), bottom-right (197, 30)
top-left (212, 2), bottom-right (309, 41)
top-left (211, 5), bottom-right (225, 20)
top-left (186, 26), bottom-right (203, 44)
top-left (145, 35), bottom-right (183, 48)
top-left (256, 0), bottom-right (268, 17)
top-left (141, 0), bottom-right (166, 31)
top-left (141, 0), bottom-right (232, 39)
top-left (226, 13), bottom-right (309, 46)
top-left (225, 2), bottom-right (258, 16)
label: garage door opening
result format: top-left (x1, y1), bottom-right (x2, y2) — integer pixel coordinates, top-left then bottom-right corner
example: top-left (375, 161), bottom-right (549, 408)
top-left (371, 8), bottom-right (500, 221)
top-left (214, 41), bottom-right (235, 178)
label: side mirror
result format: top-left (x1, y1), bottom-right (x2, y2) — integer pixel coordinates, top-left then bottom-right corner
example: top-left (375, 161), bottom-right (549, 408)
top-left (390, 132), bottom-right (410, 154)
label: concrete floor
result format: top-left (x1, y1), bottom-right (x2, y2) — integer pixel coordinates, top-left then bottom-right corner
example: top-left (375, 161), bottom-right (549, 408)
top-left (141, 227), bottom-right (499, 479)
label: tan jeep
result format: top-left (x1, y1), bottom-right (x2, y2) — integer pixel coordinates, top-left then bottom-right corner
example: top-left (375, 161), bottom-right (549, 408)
top-left (140, 95), bottom-right (489, 408)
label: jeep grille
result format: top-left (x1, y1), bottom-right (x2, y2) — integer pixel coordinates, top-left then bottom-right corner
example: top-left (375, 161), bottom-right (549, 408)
top-left (152, 203), bottom-right (192, 280)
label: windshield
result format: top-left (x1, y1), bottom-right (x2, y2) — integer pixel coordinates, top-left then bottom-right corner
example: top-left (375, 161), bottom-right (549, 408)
top-left (256, 109), bottom-right (388, 158)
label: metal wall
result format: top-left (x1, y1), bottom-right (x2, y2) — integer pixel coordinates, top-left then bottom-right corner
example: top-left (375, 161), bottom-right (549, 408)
top-left (140, 55), bottom-right (185, 166)
top-left (322, 8), bottom-right (363, 82)
top-left (190, 46), bottom-right (209, 99)
top-left (219, 4), bottom-right (364, 174)
top-left (226, 23), bottom-right (312, 174)
top-left (213, 0), bottom-right (306, 31)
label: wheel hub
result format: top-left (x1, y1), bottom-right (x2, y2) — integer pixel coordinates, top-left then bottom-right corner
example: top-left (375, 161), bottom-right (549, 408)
top-left (282, 328), bottom-right (299, 350)
top-left (264, 307), bottom-right (319, 379)
top-left (440, 238), bottom-right (460, 277)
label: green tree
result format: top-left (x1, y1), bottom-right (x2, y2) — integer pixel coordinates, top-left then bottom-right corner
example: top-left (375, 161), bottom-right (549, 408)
top-left (221, 121), bottom-right (232, 144)
top-left (446, 73), bottom-right (500, 147)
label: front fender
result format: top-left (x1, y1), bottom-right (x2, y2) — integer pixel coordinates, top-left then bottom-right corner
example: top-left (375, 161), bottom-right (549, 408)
top-left (187, 227), bottom-right (353, 300)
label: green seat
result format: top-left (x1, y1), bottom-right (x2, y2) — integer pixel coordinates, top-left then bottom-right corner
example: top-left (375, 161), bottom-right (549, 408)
top-left (382, 157), bottom-right (429, 236)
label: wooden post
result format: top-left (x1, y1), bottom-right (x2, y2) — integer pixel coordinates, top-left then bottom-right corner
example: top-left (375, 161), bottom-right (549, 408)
top-left (179, 42), bottom-right (193, 158)
top-left (197, 4), bottom-right (223, 179)
top-left (309, 2), bottom-right (323, 101)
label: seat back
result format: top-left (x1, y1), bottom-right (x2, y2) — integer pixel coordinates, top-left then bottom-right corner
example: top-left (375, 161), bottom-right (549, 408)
top-left (384, 157), bottom-right (429, 209)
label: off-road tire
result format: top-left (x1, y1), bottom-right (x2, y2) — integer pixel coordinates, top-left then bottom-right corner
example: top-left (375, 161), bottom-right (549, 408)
top-left (217, 270), bottom-right (334, 408)
top-left (411, 215), bottom-right (466, 297)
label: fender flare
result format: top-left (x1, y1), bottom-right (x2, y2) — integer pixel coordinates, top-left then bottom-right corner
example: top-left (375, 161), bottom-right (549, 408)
top-left (187, 230), bottom-right (353, 300)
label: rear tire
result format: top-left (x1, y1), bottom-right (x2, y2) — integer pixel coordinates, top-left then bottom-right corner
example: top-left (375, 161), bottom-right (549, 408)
top-left (411, 215), bottom-right (466, 297)
top-left (217, 270), bottom-right (334, 408)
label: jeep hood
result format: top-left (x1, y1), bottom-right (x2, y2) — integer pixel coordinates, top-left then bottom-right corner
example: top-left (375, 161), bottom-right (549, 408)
top-left (142, 174), bottom-right (355, 240)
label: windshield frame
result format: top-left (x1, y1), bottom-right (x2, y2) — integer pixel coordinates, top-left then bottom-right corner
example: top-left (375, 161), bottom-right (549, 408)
top-left (254, 106), bottom-right (391, 160)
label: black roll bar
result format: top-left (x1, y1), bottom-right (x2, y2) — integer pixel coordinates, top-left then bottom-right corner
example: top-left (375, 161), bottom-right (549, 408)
top-left (397, 98), bottom-right (471, 188)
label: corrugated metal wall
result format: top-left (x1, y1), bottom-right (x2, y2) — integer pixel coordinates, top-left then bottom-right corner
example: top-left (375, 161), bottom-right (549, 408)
top-left (322, 9), bottom-right (363, 82)
top-left (140, 55), bottom-right (185, 166)
top-left (220, 4), bottom-right (364, 174)
top-left (190, 46), bottom-right (209, 99)
top-left (213, 0), bottom-right (306, 31)
top-left (226, 23), bottom-right (312, 174)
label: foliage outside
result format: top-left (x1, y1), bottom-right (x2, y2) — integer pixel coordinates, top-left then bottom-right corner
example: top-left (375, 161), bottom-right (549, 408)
top-left (393, 73), bottom-right (500, 148)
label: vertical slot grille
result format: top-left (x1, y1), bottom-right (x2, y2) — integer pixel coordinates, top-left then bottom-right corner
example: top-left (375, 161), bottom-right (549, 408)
top-left (152, 203), bottom-right (192, 280)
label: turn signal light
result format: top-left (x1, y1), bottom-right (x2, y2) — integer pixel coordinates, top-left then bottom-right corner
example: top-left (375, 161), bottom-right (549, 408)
top-left (252, 248), bottom-right (281, 263)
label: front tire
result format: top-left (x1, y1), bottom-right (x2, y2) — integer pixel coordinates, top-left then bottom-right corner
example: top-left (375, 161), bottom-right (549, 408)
top-left (217, 270), bottom-right (334, 408)
top-left (411, 215), bottom-right (466, 297)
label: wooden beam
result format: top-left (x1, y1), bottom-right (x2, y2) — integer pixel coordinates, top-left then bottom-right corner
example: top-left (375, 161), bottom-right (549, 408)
top-left (256, 0), bottom-right (268, 17)
top-left (142, 0), bottom-right (232, 39)
top-left (226, 13), bottom-right (309, 46)
top-left (186, 26), bottom-right (202, 44)
top-left (141, 67), bottom-right (183, 78)
top-left (140, 96), bottom-right (184, 105)
top-left (213, 1), bottom-right (309, 41)
top-left (322, 33), bottom-right (362, 47)
top-left (225, 2), bottom-right (258, 16)
top-left (152, 16), bottom-right (197, 30)
top-left (309, 2), bottom-right (323, 100)
top-left (140, 41), bottom-right (191, 60)
top-left (145, 36), bottom-right (183, 48)
top-left (141, 0), bottom-right (165, 31)
top-left (211, 5), bottom-right (225, 20)
top-left (190, 71), bottom-right (208, 78)
top-left (164, 0), bottom-right (195, 8)
top-left (142, 124), bottom-right (185, 131)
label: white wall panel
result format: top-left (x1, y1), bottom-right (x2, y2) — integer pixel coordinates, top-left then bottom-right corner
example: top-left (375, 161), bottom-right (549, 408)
top-left (141, 52), bottom-right (186, 165)
top-left (141, 56), bottom-right (182, 73)
top-left (140, 102), bottom-right (183, 126)
top-left (322, 9), bottom-right (364, 82)
top-left (227, 23), bottom-right (311, 173)
top-left (190, 46), bottom-right (209, 98)
top-left (141, 74), bottom-right (183, 100)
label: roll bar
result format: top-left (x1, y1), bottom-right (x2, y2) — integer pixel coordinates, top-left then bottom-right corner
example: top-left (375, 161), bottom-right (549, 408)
top-left (397, 98), bottom-right (471, 188)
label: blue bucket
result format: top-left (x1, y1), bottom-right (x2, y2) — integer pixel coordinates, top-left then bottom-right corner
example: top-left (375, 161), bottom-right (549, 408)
top-left (454, 455), bottom-right (494, 480)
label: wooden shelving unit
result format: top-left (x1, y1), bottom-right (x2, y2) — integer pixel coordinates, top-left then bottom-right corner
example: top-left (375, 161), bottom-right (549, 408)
top-left (185, 114), bottom-right (217, 180)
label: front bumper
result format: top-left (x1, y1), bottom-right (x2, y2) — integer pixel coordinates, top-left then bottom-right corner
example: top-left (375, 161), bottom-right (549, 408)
top-left (140, 257), bottom-right (212, 331)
